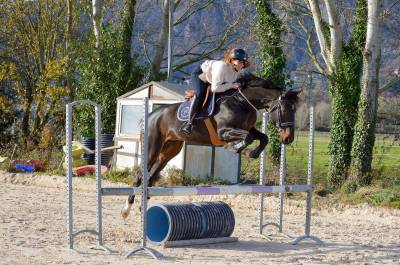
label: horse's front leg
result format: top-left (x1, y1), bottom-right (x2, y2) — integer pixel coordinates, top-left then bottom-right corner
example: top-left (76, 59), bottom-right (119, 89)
top-left (218, 127), bottom-right (254, 153)
top-left (121, 174), bottom-right (142, 219)
top-left (121, 173), bottom-right (152, 218)
top-left (246, 127), bottom-right (268, 158)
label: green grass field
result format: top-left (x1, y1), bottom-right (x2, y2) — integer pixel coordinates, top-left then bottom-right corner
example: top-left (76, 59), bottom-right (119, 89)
top-left (240, 131), bottom-right (400, 208)
top-left (241, 131), bottom-right (400, 187)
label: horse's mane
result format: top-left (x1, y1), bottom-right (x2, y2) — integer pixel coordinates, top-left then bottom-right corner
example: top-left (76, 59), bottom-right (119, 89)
top-left (236, 71), bottom-right (300, 104)
top-left (236, 71), bottom-right (285, 93)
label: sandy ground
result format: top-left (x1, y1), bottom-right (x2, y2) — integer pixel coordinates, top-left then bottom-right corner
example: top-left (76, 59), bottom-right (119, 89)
top-left (0, 171), bottom-right (399, 265)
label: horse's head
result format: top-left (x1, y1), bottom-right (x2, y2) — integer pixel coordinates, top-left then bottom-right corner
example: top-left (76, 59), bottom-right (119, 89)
top-left (268, 89), bottom-right (301, 144)
top-left (236, 72), bottom-right (300, 144)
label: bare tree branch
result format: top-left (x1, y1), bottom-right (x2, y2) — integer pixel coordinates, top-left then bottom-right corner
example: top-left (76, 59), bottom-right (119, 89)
top-left (296, 15), bottom-right (326, 74)
top-left (280, 0), bottom-right (327, 74)
top-left (174, 0), bottom-right (214, 26)
top-left (171, 2), bottom-right (250, 71)
top-left (307, 0), bottom-right (331, 72)
top-left (139, 35), bottom-right (152, 65)
top-left (379, 76), bottom-right (400, 93)
top-left (323, 0), bottom-right (342, 68)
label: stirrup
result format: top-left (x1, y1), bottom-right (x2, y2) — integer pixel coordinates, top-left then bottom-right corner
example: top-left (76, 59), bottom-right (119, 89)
top-left (180, 123), bottom-right (193, 135)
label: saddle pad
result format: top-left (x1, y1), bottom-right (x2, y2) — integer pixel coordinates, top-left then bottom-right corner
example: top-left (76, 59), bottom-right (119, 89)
top-left (177, 92), bottom-right (216, 121)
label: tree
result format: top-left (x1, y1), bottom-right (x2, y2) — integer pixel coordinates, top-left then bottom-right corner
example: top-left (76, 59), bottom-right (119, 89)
top-left (324, 0), bottom-right (367, 188)
top-left (280, 0), bottom-right (367, 188)
top-left (349, 0), bottom-right (384, 185)
top-left (0, 0), bottom-right (77, 146)
top-left (75, 0), bottom-right (144, 136)
top-left (254, 0), bottom-right (287, 167)
top-left (0, 69), bottom-right (15, 147)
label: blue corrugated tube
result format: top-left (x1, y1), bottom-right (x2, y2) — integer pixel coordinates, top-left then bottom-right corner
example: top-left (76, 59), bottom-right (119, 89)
top-left (146, 201), bottom-right (235, 245)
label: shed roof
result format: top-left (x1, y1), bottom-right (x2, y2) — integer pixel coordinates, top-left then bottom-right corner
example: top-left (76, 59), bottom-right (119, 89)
top-left (117, 81), bottom-right (191, 100)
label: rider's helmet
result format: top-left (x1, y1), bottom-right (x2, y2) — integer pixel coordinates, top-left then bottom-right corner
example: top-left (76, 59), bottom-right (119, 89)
top-left (224, 47), bottom-right (251, 68)
top-left (230, 48), bottom-right (248, 63)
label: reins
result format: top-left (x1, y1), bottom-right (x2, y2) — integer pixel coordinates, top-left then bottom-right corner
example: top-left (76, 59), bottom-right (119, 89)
top-left (237, 88), bottom-right (258, 112)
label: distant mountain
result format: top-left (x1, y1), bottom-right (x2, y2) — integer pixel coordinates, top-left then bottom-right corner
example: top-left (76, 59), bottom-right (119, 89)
top-left (129, 1), bottom-right (399, 91)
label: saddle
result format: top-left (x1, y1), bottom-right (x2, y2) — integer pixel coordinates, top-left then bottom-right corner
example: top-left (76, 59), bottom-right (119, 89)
top-left (178, 86), bottom-right (224, 145)
top-left (177, 86), bottom-right (215, 121)
top-left (184, 86), bottom-right (211, 110)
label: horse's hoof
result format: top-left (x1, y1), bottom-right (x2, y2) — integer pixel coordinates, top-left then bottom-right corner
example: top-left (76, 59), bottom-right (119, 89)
top-left (249, 149), bottom-right (260, 158)
top-left (121, 209), bottom-right (129, 220)
top-left (234, 141), bottom-right (246, 153)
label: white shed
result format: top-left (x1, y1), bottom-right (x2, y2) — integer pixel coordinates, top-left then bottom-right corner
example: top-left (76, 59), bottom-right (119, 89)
top-left (114, 81), bottom-right (240, 183)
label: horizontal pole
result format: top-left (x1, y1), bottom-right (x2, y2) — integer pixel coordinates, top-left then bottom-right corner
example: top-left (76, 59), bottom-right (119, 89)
top-left (83, 145), bottom-right (123, 155)
top-left (101, 184), bottom-right (311, 197)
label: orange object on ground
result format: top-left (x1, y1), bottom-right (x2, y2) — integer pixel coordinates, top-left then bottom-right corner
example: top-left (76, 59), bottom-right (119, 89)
top-left (72, 165), bottom-right (108, 176)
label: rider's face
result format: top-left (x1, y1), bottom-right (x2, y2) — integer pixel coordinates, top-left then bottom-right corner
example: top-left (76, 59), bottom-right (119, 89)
top-left (231, 59), bottom-right (244, 72)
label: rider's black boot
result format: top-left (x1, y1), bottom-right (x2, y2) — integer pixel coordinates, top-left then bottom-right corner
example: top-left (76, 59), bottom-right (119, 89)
top-left (180, 122), bottom-right (193, 135)
top-left (180, 96), bottom-right (200, 135)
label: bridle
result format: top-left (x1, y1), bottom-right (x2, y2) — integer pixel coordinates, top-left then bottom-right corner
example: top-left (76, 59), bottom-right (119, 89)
top-left (236, 89), bottom-right (295, 129)
top-left (267, 96), bottom-right (295, 128)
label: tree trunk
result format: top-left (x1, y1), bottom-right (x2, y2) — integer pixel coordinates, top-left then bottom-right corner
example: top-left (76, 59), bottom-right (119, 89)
top-left (327, 79), bottom-right (357, 186)
top-left (20, 80), bottom-right (34, 146)
top-left (349, 0), bottom-right (383, 185)
top-left (92, 0), bottom-right (101, 48)
top-left (149, 0), bottom-right (170, 81)
top-left (254, 0), bottom-right (286, 167)
top-left (66, 0), bottom-right (74, 101)
top-left (121, 0), bottom-right (136, 42)
top-left (119, 0), bottom-right (137, 91)
top-left (120, 0), bottom-right (136, 80)
top-left (305, 0), bottom-right (366, 189)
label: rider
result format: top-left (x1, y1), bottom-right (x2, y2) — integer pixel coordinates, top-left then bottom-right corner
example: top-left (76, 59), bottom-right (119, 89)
top-left (180, 47), bottom-right (251, 134)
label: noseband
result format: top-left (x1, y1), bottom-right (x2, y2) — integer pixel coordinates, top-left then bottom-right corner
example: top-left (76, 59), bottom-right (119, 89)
top-left (268, 96), bottom-right (295, 128)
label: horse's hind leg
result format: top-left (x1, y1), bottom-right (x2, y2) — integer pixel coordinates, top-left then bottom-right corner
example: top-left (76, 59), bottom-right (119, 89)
top-left (147, 140), bottom-right (184, 187)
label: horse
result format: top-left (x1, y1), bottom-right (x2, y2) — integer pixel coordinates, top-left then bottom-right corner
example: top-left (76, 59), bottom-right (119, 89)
top-left (121, 71), bottom-right (300, 219)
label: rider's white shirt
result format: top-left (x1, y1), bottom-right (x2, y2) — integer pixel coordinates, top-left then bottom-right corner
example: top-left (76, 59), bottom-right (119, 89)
top-left (200, 60), bottom-right (239, 93)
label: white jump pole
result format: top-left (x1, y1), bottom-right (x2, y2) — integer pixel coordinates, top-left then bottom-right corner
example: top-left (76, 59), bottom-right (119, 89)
top-left (258, 112), bottom-right (267, 234)
top-left (126, 97), bottom-right (162, 259)
top-left (278, 143), bottom-right (286, 232)
top-left (259, 105), bottom-right (323, 245)
top-left (292, 106), bottom-right (323, 245)
top-left (66, 100), bottom-right (105, 250)
top-left (259, 115), bottom-right (287, 236)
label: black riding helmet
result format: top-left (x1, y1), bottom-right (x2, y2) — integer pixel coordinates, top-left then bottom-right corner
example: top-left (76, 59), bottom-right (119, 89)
top-left (231, 48), bottom-right (248, 63)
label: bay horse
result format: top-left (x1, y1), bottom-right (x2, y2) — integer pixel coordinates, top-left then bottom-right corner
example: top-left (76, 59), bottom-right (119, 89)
top-left (121, 71), bottom-right (300, 219)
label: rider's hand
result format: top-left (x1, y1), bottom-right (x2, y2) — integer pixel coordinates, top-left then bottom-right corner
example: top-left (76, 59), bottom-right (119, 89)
top-left (232, 82), bottom-right (241, 89)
